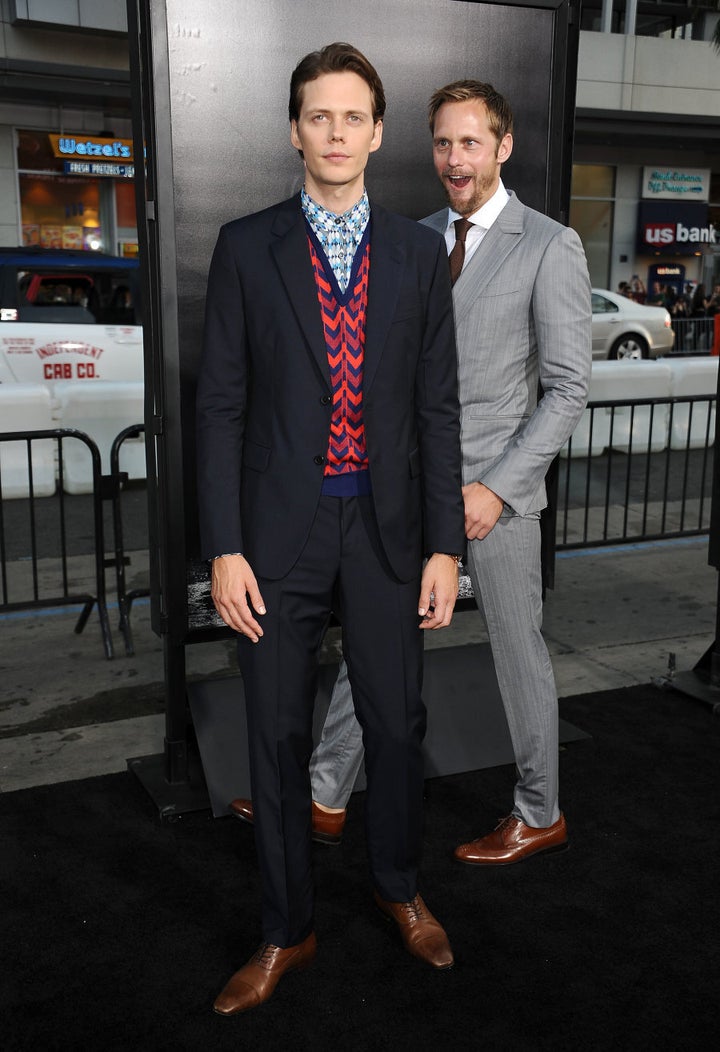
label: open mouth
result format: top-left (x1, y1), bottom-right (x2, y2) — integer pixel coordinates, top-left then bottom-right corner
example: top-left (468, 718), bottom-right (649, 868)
top-left (447, 175), bottom-right (471, 190)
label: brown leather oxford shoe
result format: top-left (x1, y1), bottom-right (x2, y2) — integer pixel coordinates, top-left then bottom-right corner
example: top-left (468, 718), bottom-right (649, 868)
top-left (454, 813), bottom-right (568, 866)
top-left (228, 797), bottom-right (346, 845)
top-left (374, 892), bottom-right (454, 970)
top-left (213, 933), bottom-right (317, 1016)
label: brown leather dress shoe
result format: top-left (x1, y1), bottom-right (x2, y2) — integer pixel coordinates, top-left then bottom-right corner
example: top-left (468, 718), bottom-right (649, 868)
top-left (213, 933), bottom-right (317, 1016)
top-left (454, 813), bottom-right (568, 866)
top-left (310, 802), bottom-right (347, 845)
top-left (374, 892), bottom-right (454, 970)
top-left (227, 798), bottom-right (346, 845)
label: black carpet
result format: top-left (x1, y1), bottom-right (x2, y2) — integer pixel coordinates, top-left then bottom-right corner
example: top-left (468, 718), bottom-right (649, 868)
top-left (2, 683), bottom-right (719, 1051)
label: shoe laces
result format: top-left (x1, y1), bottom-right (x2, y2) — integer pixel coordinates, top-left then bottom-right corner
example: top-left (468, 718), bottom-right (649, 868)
top-left (252, 943), bottom-right (279, 970)
top-left (400, 897), bottom-right (426, 922)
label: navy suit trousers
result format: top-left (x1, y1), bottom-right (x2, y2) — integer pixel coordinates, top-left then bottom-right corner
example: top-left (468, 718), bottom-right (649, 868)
top-left (236, 493), bottom-right (425, 947)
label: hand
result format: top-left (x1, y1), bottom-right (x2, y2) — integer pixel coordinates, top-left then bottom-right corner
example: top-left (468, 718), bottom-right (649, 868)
top-left (211, 555), bottom-right (266, 642)
top-left (462, 482), bottom-right (504, 541)
top-left (418, 553), bottom-right (459, 630)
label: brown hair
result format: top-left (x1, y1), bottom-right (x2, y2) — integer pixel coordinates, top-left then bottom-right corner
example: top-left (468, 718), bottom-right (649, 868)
top-left (289, 42), bottom-right (386, 124)
top-left (428, 80), bottom-right (513, 146)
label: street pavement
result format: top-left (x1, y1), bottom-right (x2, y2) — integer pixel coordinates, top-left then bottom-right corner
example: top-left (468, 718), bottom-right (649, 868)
top-left (0, 536), bottom-right (717, 793)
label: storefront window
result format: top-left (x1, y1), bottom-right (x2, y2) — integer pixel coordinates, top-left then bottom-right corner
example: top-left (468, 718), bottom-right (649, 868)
top-left (16, 129), bottom-right (136, 255)
top-left (20, 173), bottom-right (102, 250)
top-left (570, 165), bottom-right (616, 288)
top-left (572, 164), bottom-right (615, 199)
top-left (114, 180), bottom-right (138, 257)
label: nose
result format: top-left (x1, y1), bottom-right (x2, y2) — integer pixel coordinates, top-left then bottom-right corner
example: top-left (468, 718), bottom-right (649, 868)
top-left (328, 119), bottom-right (345, 141)
top-left (447, 144), bottom-right (462, 168)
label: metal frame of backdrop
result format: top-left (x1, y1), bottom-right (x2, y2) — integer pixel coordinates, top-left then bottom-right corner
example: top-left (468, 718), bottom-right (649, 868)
top-left (127, 0), bottom-right (582, 806)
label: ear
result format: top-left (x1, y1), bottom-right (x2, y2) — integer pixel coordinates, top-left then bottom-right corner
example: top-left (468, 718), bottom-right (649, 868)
top-left (497, 133), bottom-right (513, 165)
top-left (368, 119), bottom-right (383, 155)
top-left (290, 119), bottom-right (301, 151)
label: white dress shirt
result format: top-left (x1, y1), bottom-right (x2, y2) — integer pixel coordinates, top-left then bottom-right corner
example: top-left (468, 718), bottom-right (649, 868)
top-left (443, 179), bottom-right (510, 271)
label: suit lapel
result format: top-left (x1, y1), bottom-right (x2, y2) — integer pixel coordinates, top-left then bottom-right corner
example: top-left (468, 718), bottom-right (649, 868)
top-left (452, 193), bottom-right (525, 323)
top-left (270, 196), bottom-right (330, 387)
top-left (269, 197), bottom-right (405, 395)
top-left (364, 203), bottom-right (404, 395)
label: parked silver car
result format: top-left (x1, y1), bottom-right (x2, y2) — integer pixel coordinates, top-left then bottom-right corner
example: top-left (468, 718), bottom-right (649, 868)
top-left (591, 288), bottom-right (674, 360)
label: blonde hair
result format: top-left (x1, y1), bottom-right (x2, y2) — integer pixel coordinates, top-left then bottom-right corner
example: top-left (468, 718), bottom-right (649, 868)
top-left (428, 80), bottom-right (513, 147)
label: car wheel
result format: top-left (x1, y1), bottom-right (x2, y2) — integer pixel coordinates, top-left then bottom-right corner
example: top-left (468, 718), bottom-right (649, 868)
top-left (609, 333), bottom-right (649, 361)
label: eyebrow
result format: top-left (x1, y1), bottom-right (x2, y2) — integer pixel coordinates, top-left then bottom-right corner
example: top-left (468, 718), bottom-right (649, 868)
top-left (307, 107), bottom-right (371, 117)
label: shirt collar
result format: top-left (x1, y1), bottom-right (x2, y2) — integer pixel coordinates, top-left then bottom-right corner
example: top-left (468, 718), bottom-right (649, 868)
top-left (301, 187), bottom-right (370, 240)
top-left (446, 179), bottom-right (509, 233)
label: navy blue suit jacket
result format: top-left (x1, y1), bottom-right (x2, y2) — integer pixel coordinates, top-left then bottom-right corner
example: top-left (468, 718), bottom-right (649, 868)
top-left (196, 194), bottom-right (464, 582)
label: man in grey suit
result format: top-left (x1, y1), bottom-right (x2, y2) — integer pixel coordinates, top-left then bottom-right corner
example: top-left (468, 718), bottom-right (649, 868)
top-left (230, 79), bottom-right (592, 864)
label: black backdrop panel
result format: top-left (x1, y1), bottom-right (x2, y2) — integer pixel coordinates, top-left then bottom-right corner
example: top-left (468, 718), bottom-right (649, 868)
top-left (132, 0), bottom-right (577, 642)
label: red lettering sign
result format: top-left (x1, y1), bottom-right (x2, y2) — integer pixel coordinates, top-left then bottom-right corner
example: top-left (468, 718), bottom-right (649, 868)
top-left (644, 223), bottom-right (675, 246)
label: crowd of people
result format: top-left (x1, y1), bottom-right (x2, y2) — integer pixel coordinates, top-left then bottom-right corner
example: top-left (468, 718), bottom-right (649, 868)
top-left (617, 274), bottom-right (647, 303)
top-left (627, 278), bottom-right (720, 320)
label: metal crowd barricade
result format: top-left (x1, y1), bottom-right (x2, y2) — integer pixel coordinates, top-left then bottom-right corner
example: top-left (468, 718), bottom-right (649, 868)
top-left (109, 423), bottom-right (149, 656)
top-left (557, 394), bottom-right (715, 551)
top-left (4, 399), bottom-right (713, 659)
top-left (0, 428), bottom-right (114, 658)
top-left (670, 317), bottom-right (717, 355)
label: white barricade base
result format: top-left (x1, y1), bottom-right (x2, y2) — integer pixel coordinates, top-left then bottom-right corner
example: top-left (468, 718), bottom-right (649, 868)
top-left (604, 361), bottom-right (672, 454)
top-left (563, 359), bottom-right (718, 459)
top-left (562, 361), bottom-right (673, 458)
top-left (54, 382), bottom-right (145, 494)
top-left (668, 358), bottom-right (718, 451)
top-left (0, 384), bottom-right (56, 499)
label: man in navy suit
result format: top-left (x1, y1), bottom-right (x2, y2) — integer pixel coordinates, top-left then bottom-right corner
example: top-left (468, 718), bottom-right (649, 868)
top-left (196, 42), bottom-right (465, 1015)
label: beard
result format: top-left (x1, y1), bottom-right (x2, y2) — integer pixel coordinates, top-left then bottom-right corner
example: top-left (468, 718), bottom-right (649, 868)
top-left (443, 168), bottom-right (497, 217)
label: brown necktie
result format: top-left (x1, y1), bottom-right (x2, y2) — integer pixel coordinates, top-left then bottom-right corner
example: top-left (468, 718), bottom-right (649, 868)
top-left (448, 218), bottom-right (472, 286)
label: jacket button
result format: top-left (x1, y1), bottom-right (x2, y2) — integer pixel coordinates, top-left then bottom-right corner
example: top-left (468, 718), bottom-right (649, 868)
top-left (314, 455), bottom-right (326, 465)
top-left (320, 394), bottom-right (331, 405)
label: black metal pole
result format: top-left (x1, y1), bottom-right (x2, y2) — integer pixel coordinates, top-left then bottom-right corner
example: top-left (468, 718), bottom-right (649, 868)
top-left (163, 635), bottom-right (189, 783)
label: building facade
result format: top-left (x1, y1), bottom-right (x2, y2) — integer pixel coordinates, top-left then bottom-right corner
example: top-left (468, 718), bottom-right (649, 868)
top-left (573, 1), bottom-right (720, 301)
top-left (0, 1), bottom-right (134, 256)
top-left (1, 0), bottom-right (718, 300)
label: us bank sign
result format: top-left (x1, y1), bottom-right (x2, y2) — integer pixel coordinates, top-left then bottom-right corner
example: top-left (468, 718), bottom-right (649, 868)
top-left (642, 167), bottom-right (710, 201)
top-left (637, 201), bottom-right (717, 254)
top-left (643, 221), bottom-right (716, 247)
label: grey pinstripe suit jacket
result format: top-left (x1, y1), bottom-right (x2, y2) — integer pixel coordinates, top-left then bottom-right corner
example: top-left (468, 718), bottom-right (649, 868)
top-left (422, 191), bottom-right (592, 516)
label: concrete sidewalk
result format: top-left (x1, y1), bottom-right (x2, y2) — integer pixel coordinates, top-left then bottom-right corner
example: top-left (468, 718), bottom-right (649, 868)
top-left (0, 536), bottom-right (717, 793)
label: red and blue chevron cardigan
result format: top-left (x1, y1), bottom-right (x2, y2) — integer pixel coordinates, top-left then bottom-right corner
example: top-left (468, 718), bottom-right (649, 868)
top-left (307, 227), bottom-right (372, 495)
